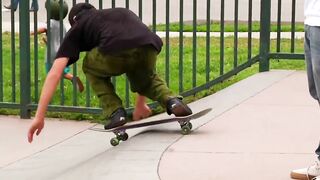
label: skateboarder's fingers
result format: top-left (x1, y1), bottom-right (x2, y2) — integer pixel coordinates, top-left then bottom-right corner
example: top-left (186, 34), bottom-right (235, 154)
top-left (36, 128), bottom-right (42, 136)
top-left (28, 128), bottom-right (35, 143)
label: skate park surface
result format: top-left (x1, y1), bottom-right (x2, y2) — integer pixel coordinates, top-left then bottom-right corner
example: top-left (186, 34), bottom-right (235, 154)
top-left (0, 70), bottom-right (319, 180)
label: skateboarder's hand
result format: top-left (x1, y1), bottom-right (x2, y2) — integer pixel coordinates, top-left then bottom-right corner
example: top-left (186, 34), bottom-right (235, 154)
top-left (133, 103), bottom-right (152, 121)
top-left (28, 119), bottom-right (44, 143)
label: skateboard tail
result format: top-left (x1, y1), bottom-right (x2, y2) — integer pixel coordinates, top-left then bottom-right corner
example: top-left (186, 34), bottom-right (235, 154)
top-left (189, 108), bottom-right (212, 120)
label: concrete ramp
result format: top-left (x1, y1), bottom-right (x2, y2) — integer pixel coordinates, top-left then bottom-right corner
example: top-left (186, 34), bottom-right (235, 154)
top-left (0, 70), bottom-right (319, 180)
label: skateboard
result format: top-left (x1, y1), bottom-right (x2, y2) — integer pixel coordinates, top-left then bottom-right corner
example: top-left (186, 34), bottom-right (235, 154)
top-left (90, 108), bottom-right (212, 146)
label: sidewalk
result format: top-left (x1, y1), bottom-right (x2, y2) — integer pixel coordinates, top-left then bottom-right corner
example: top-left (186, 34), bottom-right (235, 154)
top-left (0, 70), bottom-right (319, 180)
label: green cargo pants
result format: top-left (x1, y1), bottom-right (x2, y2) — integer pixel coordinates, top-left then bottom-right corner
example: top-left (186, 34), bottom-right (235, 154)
top-left (82, 45), bottom-right (174, 119)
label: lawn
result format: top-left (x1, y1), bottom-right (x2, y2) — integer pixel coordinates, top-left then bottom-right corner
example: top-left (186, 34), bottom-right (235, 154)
top-left (152, 21), bottom-right (304, 32)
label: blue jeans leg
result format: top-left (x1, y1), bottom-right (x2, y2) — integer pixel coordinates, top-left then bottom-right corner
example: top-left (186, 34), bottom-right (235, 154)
top-left (305, 25), bottom-right (320, 102)
top-left (11, 0), bottom-right (20, 10)
top-left (31, 0), bottom-right (38, 11)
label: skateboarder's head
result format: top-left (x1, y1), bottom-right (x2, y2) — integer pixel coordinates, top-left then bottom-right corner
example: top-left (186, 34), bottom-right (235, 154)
top-left (68, 3), bottom-right (96, 26)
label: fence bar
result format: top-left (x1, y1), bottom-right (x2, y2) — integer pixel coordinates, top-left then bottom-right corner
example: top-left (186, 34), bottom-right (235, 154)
top-left (220, 0), bottom-right (225, 75)
top-left (179, 0), bottom-right (184, 93)
top-left (248, 0), bottom-right (252, 61)
top-left (0, 0), bottom-right (3, 101)
top-left (10, 8), bottom-right (16, 102)
top-left (125, 77), bottom-right (130, 108)
top-left (206, 0), bottom-right (211, 82)
top-left (0, 103), bottom-right (20, 109)
top-left (99, 0), bottom-right (102, 9)
top-left (124, 1), bottom-right (130, 107)
top-left (139, 0), bottom-right (142, 19)
top-left (20, 0), bottom-right (31, 118)
top-left (33, 11), bottom-right (39, 102)
top-left (165, 0), bottom-right (170, 86)
top-left (126, 0), bottom-right (129, 8)
top-left (234, 0), bottom-right (239, 69)
top-left (112, 0), bottom-right (115, 8)
top-left (291, 0), bottom-right (296, 53)
top-left (259, 0), bottom-right (271, 72)
top-left (152, 0), bottom-right (156, 32)
top-left (110, 1), bottom-right (116, 87)
top-left (86, 80), bottom-right (90, 107)
top-left (276, 0), bottom-right (282, 52)
top-left (47, 0), bottom-right (52, 103)
top-left (269, 53), bottom-right (304, 59)
top-left (192, 0), bottom-right (197, 88)
top-left (59, 0), bottom-right (68, 106)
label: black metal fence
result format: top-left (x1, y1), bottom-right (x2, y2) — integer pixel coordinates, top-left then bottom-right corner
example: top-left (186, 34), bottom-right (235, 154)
top-left (0, 0), bottom-right (304, 118)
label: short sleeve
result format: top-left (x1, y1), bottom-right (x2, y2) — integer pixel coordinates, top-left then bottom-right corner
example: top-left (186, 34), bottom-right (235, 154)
top-left (55, 26), bottom-right (82, 66)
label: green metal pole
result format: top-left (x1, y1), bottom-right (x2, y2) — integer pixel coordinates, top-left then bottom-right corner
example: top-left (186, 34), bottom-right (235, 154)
top-left (20, 0), bottom-right (31, 118)
top-left (165, 0), bottom-right (170, 86)
top-left (0, 0), bottom-right (3, 101)
top-left (179, 0), bottom-right (184, 93)
top-left (259, 0), bottom-right (271, 72)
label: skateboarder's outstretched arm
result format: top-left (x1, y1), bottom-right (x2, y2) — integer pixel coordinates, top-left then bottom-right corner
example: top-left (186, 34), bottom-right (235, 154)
top-left (27, 58), bottom-right (69, 143)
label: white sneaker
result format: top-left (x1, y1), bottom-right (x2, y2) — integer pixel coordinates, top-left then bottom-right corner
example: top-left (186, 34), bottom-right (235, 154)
top-left (312, 176), bottom-right (320, 180)
top-left (291, 161), bottom-right (320, 180)
top-left (1, 9), bottom-right (10, 12)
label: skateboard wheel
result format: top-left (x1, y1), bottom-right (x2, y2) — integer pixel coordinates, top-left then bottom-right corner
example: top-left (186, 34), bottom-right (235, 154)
top-left (110, 137), bottom-right (120, 146)
top-left (187, 122), bottom-right (193, 130)
top-left (181, 125), bottom-right (191, 135)
top-left (121, 133), bottom-right (129, 141)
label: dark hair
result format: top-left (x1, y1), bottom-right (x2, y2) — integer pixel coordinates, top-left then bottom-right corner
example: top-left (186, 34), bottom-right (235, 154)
top-left (68, 3), bottom-right (96, 26)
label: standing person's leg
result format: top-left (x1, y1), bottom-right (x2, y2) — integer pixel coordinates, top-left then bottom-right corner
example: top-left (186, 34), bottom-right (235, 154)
top-left (308, 26), bottom-right (320, 103)
top-left (62, 67), bottom-right (84, 93)
top-left (30, 0), bottom-right (39, 11)
top-left (290, 25), bottom-right (320, 180)
top-left (305, 25), bottom-right (318, 102)
top-left (126, 45), bottom-right (192, 117)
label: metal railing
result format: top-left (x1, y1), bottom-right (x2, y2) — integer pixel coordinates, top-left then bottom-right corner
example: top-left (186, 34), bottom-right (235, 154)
top-left (0, 0), bottom-right (304, 118)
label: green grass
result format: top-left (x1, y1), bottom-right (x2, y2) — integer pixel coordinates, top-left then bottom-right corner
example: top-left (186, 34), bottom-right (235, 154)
top-left (0, 32), bottom-right (305, 123)
top-left (152, 21), bottom-right (305, 32)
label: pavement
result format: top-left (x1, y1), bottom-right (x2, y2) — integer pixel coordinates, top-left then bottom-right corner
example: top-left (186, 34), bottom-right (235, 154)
top-left (0, 70), bottom-right (319, 180)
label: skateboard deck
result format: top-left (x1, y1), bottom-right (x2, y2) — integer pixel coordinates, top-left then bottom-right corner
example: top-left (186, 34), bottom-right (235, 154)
top-left (90, 108), bottom-right (212, 146)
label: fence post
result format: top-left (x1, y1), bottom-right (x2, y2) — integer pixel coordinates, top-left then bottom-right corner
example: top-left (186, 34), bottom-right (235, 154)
top-left (19, 0), bottom-right (31, 118)
top-left (259, 0), bottom-right (271, 72)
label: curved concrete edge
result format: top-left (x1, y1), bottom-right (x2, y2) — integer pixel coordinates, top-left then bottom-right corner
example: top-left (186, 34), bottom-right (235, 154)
top-left (0, 70), bottom-right (295, 180)
top-left (159, 70), bottom-right (320, 180)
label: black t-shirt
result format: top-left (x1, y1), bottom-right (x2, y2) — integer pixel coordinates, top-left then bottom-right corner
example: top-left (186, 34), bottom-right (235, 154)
top-left (56, 8), bottom-right (163, 66)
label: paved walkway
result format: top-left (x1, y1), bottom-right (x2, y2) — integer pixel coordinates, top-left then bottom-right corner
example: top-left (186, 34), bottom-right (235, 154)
top-left (0, 70), bottom-right (319, 180)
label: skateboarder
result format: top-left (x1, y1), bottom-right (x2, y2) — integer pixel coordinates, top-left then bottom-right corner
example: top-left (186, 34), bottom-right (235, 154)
top-left (290, 0), bottom-right (320, 179)
top-left (27, 3), bottom-right (192, 143)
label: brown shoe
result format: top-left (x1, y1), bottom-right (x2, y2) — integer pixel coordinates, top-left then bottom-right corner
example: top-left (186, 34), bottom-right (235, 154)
top-left (166, 97), bottom-right (192, 117)
top-left (73, 77), bottom-right (84, 93)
